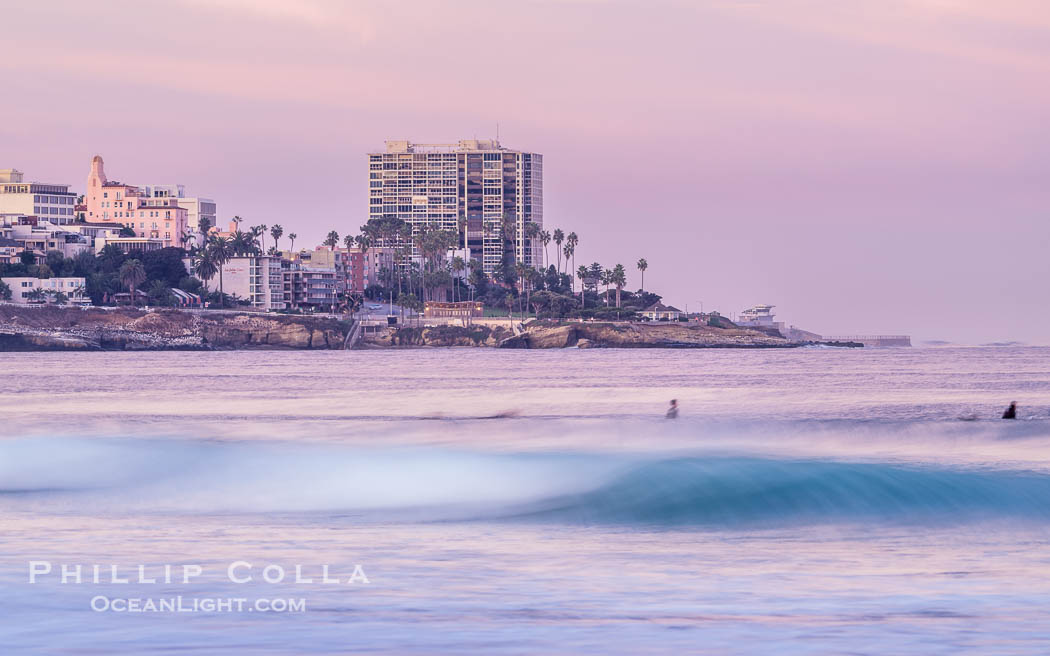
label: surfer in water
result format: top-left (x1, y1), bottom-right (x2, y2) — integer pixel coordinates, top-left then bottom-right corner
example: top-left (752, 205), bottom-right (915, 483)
top-left (666, 399), bottom-right (679, 419)
top-left (1002, 402), bottom-right (1017, 419)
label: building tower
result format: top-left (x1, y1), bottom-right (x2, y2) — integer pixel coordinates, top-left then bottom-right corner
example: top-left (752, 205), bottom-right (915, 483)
top-left (367, 139), bottom-right (543, 276)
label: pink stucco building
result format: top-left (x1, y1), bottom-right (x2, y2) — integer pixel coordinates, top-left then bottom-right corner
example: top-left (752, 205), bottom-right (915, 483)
top-left (85, 156), bottom-right (187, 248)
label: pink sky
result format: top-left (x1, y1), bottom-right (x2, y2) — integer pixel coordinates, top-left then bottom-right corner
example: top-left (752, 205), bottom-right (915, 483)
top-left (2, 0), bottom-right (1047, 343)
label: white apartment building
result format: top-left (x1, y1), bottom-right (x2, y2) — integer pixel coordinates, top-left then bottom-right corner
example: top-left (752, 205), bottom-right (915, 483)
top-left (2, 277), bottom-right (87, 304)
top-left (190, 255), bottom-right (285, 311)
top-left (5, 219), bottom-right (93, 259)
top-left (367, 139), bottom-right (542, 275)
top-left (0, 169), bottom-right (77, 226)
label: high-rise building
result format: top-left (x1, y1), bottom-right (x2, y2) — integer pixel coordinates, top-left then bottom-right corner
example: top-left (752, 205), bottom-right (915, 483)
top-left (0, 168), bottom-right (77, 225)
top-left (367, 139), bottom-right (542, 275)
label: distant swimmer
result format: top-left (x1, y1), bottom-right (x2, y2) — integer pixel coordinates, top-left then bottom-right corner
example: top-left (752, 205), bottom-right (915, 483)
top-left (666, 399), bottom-right (679, 419)
top-left (1002, 402), bottom-right (1017, 420)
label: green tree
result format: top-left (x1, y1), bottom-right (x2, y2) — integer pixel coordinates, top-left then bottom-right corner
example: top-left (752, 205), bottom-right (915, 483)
top-left (398, 292), bottom-right (421, 312)
top-left (288, 233), bottom-right (297, 251)
top-left (142, 247), bottom-right (188, 288)
top-left (119, 259), bottom-right (147, 307)
top-left (0, 280), bottom-right (11, 301)
top-left (146, 280), bottom-right (174, 306)
top-left (324, 231), bottom-right (339, 250)
top-left (636, 258), bottom-right (648, 293)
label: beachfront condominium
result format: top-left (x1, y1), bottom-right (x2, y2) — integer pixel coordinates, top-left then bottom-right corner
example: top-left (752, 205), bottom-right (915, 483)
top-left (0, 169), bottom-right (77, 225)
top-left (367, 140), bottom-right (543, 275)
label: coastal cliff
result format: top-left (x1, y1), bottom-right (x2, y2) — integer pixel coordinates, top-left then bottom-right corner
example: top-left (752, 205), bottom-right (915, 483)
top-left (0, 305), bottom-right (349, 351)
top-left (361, 320), bottom-right (801, 349)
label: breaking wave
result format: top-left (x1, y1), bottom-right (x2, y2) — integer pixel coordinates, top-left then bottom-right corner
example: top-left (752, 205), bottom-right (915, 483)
top-left (3, 437), bottom-right (1050, 526)
top-left (510, 457), bottom-right (1050, 525)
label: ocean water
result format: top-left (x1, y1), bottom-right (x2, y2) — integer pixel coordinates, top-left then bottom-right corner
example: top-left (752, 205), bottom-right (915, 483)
top-left (1, 346), bottom-right (1049, 654)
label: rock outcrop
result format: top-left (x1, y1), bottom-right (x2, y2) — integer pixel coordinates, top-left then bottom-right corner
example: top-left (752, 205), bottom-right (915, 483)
top-left (361, 324), bottom-right (513, 348)
top-left (362, 320), bottom-right (803, 349)
top-left (0, 306), bottom-right (349, 351)
top-left (500, 321), bottom-right (795, 349)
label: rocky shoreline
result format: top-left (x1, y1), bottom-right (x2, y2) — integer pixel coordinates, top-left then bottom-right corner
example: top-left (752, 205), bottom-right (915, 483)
top-left (359, 320), bottom-right (853, 349)
top-left (0, 305), bottom-right (349, 351)
top-left (0, 306), bottom-right (861, 352)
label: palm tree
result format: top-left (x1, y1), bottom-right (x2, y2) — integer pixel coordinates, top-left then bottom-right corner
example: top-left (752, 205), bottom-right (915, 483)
top-left (577, 264), bottom-right (589, 308)
top-left (601, 268), bottom-right (612, 306)
top-left (252, 224), bottom-right (268, 253)
top-left (270, 224), bottom-right (284, 252)
top-left (539, 230), bottom-right (551, 269)
top-left (229, 230), bottom-right (256, 256)
top-left (119, 259), bottom-right (146, 307)
top-left (197, 216), bottom-right (212, 245)
top-left (342, 234), bottom-right (357, 303)
top-left (610, 263), bottom-right (627, 308)
top-left (563, 243), bottom-right (575, 294)
top-left (566, 231), bottom-right (579, 291)
top-left (288, 233), bottom-right (298, 252)
top-left (192, 250), bottom-right (219, 301)
top-left (324, 231), bottom-right (339, 250)
top-left (514, 261), bottom-right (530, 318)
top-left (504, 293), bottom-right (515, 324)
top-left (553, 229), bottom-right (565, 273)
top-left (524, 223), bottom-right (540, 267)
top-left (637, 258), bottom-right (648, 294)
top-left (457, 213), bottom-right (468, 250)
top-left (451, 256), bottom-right (466, 302)
top-left (207, 234), bottom-right (233, 308)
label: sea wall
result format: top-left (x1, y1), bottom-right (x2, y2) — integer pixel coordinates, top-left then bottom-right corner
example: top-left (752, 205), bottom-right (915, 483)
top-left (0, 305), bottom-right (349, 351)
